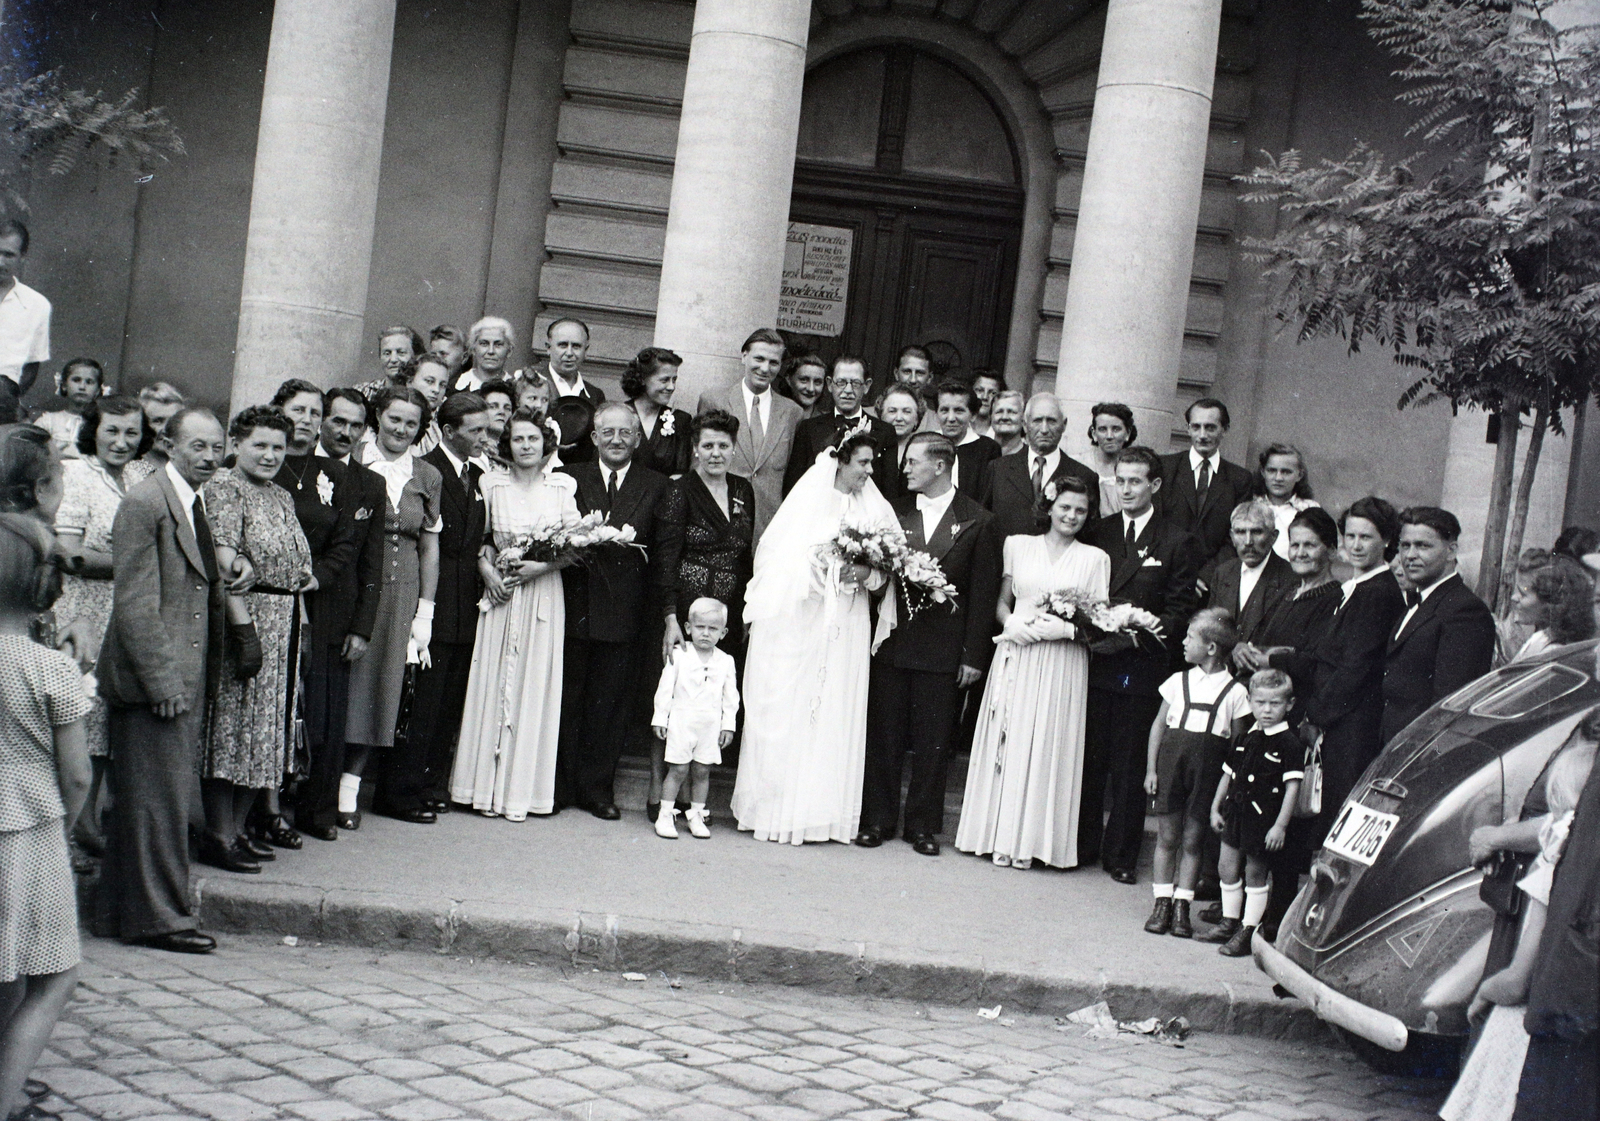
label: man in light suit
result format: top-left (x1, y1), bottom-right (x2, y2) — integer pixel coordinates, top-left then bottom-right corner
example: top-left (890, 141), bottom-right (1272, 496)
top-left (698, 327), bottom-right (800, 544)
top-left (95, 408), bottom-right (235, 953)
top-left (1381, 507), bottom-right (1495, 744)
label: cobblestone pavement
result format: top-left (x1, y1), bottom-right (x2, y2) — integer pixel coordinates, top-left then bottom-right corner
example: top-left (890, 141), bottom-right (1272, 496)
top-left (33, 935), bottom-right (1446, 1121)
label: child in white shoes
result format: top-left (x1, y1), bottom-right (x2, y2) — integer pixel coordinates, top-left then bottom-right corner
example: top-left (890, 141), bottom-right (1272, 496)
top-left (652, 597), bottom-right (740, 839)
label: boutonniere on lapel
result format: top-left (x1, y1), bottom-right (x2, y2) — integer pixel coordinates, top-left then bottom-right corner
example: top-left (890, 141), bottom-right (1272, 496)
top-left (355, 506), bottom-right (372, 521)
top-left (315, 472), bottom-right (335, 507)
top-left (1138, 546), bottom-right (1150, 560)
top-left (659, 411), bottom-right (676, 438)
top-left (947, 521), bottom-right (963, 538)
top-left (731, 495), bottom-right (747, 517)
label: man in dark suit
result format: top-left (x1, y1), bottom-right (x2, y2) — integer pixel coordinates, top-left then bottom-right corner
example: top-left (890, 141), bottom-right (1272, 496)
top-left (95, 408), bottom-right (232, 953)
top-left (859, 432), bottom-right (1001, 856)
top-left (294, 388), bottom-right (385, 840)
top-left (378, 393), bottom-right (492, 823)
top-left (1082, 445), bottom-right (1202, 884)
top-left (558, 402), bottom-right (670, 817)
top-left (1208, 499), bottom-right (1296, 656)
top-left (1381, 507), bottom-right (1496, 744)
top-left (1157, 398), bottom-right (1255, 575)
top-left (934, 380), bottom-right (1000, 499)
top-left (783, 356), bottom-right (898, 498)
top-left (543, 317), bottom-right (605, 464)
top-left (979, 391), bottom-right (1098, 539)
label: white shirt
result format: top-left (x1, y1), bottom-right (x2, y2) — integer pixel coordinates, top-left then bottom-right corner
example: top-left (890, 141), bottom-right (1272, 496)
top-left (452, 369), bottom-right (483, 392)
top-left (947, 428), bottom-right (981, 489)
top-left (739, 381), bottom-right (771, 435)
top-left (551, 369), bottom-right (590, 398)
top-left (1189, 447), bottom-right (1220, 488)
top-left (916, 485), bottom-right (957, 541)
top-left (1268, 497), bottom-right (1319, 558)
top-left (1238, 556), bottom-right (1268, 614)
top-left (437, 441), bottom-right (470, 480)
top-left (165, 461), bottom-right (199, 536)
top-left (0, 281), bottom-right (50, 388)
top-left (600, 461), bottom-right (630, 497)
top-left (1026, 447), bottom-right (1061, 487)
top-left (1159, 667), bottom-right (1251, 733)
top-left (1397, 568), bottom-right (1457, 635)
top-left (1340, 562), bottom-right (1390, 608)
top-left (1121, 507), bottom-right (1154, 544)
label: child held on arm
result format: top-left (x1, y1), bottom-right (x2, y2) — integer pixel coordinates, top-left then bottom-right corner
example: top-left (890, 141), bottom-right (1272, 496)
top-left (1205, 668), bottom-right (1303, 957)
top-left (1142, 608), bottom-right (1251, 938)
top-left (652, 597), bottom-right (740, 839)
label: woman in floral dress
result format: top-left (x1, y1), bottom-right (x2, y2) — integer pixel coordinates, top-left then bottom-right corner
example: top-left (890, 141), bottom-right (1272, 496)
top-left (200, 406), bottom-right (312, 872)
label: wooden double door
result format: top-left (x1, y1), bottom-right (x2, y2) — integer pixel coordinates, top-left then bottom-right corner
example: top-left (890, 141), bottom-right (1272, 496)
top-left (786, 167), bottom-right (1023, 384)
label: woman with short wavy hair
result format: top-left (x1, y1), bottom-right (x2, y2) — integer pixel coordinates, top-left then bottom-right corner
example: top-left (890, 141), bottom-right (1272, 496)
top-left (623, 347), bottom-right (691, 476)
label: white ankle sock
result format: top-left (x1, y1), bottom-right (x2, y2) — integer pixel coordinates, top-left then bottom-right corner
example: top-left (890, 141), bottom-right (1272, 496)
top-left (1173, 887), bottom-right (1195, 902)
top-left (1221, 880), bottom-right (1244, 920)
top-left (1152, 883), bottom-right (1174, 899)
top-left (1243, 885), bottom-right (1270, 928)
top-left (338, 773), bottom-right (360, 814)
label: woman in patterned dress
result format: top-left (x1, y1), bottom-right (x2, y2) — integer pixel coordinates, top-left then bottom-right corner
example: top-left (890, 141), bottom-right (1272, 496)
top-left (199, 406), bottom-right (312, 872)
top-left (342, 387), bottom-right (442, 828)
top-left (52, 396), bottom-right (148, 853)
top-left (450, 409), bottom-right (578, 820)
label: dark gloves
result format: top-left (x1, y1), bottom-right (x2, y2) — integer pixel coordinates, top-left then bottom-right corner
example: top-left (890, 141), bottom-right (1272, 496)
top-left (1089, 633), bottom-right (1137, 657)
top-left (230, 622), bottom-right (263, 680)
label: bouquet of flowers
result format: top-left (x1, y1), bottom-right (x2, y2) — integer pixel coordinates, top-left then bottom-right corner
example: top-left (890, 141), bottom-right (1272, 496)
top-left (1089, 601), bottom-right (1165, 645)
top-left (899, 548), bottom-right (959, 619)
top-left (1033, 590), bottom-right (1165, 646)
top-left (484, 514), bottom-right (643, 607)
top-left (819, 520), bottom-right (909, 573)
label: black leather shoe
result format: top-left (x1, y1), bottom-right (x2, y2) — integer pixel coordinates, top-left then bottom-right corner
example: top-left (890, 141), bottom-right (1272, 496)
top-left (199, 835), bottom-right (260, 874)
top-left (255, 813), bottom-right (303, 849)
top-left (380, 806), bottom-right (436, 824)
top-left (1198, 916), bottom-right (1241, 944)
top-left (854, 829), bottom-right (883, 848)
top-left (1171, 899), bottom-right (1193, 939)
top-left (1199, 901), bottom-right (1224, 924)
top-left (425, 798), bottom-right (451, 814)
top-left (301, 823), bottom-right (338, 842)
top-left (1219, 923), bottom-right (1256, 957)
top-left (911, 834), bottom-right (940, 856)
top-left (1144, 897), bottom-right (1173, 935)
top-left (237, 834), bottom-right (275, 861)
top-left (1108, 867), bottom-right (1137, 885)
top-left (336, 811), bottom-right (360, 830)
top-left (590, 803), bottom-right (621, 821)
top-left (138, 930), bottom-right (217, 954)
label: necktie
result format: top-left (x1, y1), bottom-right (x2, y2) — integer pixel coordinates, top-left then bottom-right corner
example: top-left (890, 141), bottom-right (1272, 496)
top-left (1196, 457), bottom-right (1212, 507)
top-left (192, 496), bottom-right (220, 583)
top-left (1125, 518), bottom-right (1138, 555)
top-left (605, 469), bottom-right (618, 511)
top-left (1404, 588), bottom-right (1422, 609)
top-left (750, 394), bottom-right (766, 450)
top-left (1031, 455), bottom-right (1045, 500)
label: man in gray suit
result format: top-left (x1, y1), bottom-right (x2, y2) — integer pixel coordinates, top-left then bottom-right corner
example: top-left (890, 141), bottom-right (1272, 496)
top-left (698, 328), bottom-right (801, 544)
top-left (95, 408), bottom-right (238, 954)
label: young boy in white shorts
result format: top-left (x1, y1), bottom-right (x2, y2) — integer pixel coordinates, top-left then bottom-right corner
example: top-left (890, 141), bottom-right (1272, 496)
top-left (651, 597), bottom-right (740, 839)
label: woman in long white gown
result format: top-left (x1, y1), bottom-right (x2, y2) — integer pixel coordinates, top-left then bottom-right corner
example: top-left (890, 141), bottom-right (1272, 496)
top-left (731, 436), bottom-right (900, 845)
top-left (955, 476), bottom-right (1109, 869)
top-left (450, 410), bottom-right (578, 820)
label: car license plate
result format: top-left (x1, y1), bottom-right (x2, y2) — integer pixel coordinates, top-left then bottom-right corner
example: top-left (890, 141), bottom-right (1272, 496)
top-left (1324, 801), bottom-right (1400, 866)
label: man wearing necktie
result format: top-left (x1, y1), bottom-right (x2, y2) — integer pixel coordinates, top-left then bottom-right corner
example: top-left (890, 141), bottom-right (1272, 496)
top-left (860, 433), bottom-right (1001, 856)
top-left (977, 392), bottom-right (1098, 539)
top-left (1380, 507), bottom-right (1494, 744)
top-left (97, 409), bottom-right (240, 954)
top-left (557, 403), bottom-right (669, 818)
top-left (783, 357), bottom-right (899, 499)
top-left (1156, 399), bottom-right (1255, 576)
top-left (697, 328), bottom-right (801, 546)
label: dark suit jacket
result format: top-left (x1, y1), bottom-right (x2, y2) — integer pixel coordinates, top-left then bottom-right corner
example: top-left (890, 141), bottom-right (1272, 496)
top-left (1084, 511), bottom-right (1202, 696)
top-left (953, 435), bottom-right (1001, 500)
top-left (1208, 551), bottom-right (1296, 644)
top-left (561, 460), bottom-right (670, 644)
top-left (101, 470), bottom-right (225, 708)
top-left (276, 455), bottom-right (362, 649)
top-left (1281, 568), bottom-right (1407, 730)
top-left (328, 458), bottom-right (385, 643)
top-left (637, 406), bottom-right (693, 477)
top-left (1157, 452), bottom-right (1255, 570)
top-left (978, 448), bottom-right (1099, 541)
top-left (874, 491), bottom-right (1001, 675)
top-left (1380, 573), bottom-right (1496, 743)
top-left (421, 447), bottom-right (487, 645)
top-left (783, 411), bottom-right (900, 500)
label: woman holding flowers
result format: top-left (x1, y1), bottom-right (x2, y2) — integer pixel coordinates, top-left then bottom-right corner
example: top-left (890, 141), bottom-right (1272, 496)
top-left (955, 474), bottom-right (1109, 869)
top-left (731, 433), bottom-right (898, 845)
top-left (450, 409), bottom-right (579, 820)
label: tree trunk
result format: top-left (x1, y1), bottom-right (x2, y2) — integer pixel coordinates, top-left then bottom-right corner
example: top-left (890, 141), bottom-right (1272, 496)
top-left (1499, 399), bottom-right (1550, 613)
top-left (1478, 406), bottom-right (1520, 605)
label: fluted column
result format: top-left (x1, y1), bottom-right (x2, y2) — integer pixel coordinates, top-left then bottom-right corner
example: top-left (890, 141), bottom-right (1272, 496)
top-left (1056, 0), bottom-right (1223, 457)
top-left (652, 0), bottom-right (811, 409)
top-left (230, 0), bottom-right (397, 413)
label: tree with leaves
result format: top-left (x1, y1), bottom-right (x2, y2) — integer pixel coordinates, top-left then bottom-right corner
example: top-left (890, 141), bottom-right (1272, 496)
top-left (0, 67), bottom-right (183, 215)
top-left (1240, 0), bottom-right (1600, 607)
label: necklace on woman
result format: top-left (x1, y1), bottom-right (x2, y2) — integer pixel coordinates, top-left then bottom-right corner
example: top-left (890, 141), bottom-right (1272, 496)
top-left (282, 452), bottom-right (315, 493)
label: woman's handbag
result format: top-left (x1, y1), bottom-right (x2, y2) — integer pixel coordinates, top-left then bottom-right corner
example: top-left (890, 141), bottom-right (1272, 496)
top-left (1294, 723), bottom-right (1323, 818)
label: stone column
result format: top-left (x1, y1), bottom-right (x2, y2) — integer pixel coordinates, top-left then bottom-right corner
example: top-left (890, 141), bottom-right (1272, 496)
top-left (652, 0), bottom-right (810, 410)
top-left (230, 0), bottom-right (397, 413)
top-left (1056, 0), bottom-right (1223, 458)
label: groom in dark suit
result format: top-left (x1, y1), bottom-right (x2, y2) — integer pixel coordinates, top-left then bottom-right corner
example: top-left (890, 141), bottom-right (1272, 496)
top-left (859, 432), bottom-right (1001, 856)
top-left (379, 393), bottom-right (491, 822)
top-left (558, 402), bottom-right (669, 817)
top-left (1082, 446), bottom-right (1201, 884)
top-left (1381, 507), bottom-right (1495, 744)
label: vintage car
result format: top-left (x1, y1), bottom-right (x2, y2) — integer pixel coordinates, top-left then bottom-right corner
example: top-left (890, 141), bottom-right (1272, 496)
top-left (1253, 639), bottom-right (1599, 1073)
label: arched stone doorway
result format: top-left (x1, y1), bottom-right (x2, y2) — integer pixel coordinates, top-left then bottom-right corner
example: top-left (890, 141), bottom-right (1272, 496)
top-left (782, 46), bottom-right (1025, 383)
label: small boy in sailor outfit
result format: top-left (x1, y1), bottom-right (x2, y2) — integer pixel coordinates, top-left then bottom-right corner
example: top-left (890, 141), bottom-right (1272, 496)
top-left (652, 597), bottom-right (740, 839)
top-left (1206, 667), bottom-right (1304, 957)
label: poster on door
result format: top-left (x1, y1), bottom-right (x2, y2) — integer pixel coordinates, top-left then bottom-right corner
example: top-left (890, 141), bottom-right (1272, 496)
top-left (778, 222), bottom-right (853, 337)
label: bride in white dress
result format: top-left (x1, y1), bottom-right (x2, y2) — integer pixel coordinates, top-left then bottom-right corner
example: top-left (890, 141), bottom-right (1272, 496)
top-left (731, 435), bottom-right (900, 845)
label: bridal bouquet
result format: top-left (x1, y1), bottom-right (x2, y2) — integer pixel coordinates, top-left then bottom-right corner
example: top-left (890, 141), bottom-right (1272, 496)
top-left (820, 521), bottom-right (909, 573)
top-left (899, 548), bottom-right (959, 619)
top-left (486, 512), bottom-right (643, 602)
top-left (1033, 590), bottom-right (1165, 646)
top-left (1090, 601), bottom-right (1165, 644)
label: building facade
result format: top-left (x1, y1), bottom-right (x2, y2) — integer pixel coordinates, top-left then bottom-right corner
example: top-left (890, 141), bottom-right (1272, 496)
top-left (15, 0), bottom-right (1597, 577)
